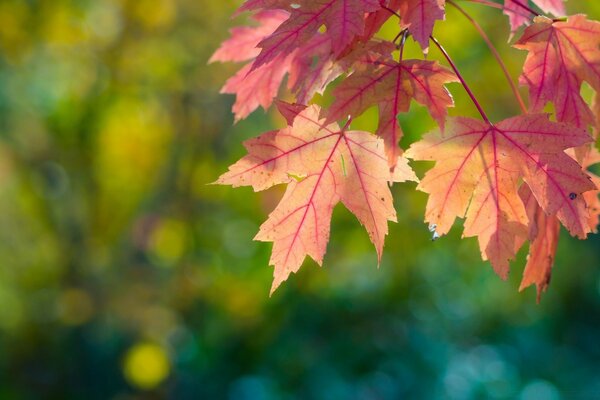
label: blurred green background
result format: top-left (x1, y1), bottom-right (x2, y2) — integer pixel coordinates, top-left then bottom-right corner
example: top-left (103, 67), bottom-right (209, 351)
top-left (0, 0), bottom-right (599, 398)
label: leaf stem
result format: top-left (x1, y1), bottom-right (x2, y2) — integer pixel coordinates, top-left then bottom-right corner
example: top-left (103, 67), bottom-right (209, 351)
top-left (506, 0), bottom-right (540, 17)
top-left (399, 29), bottom-right (409, 60)
top-left (430, 36), bottom-right (491, 125)
top-left (448, 0), bottom-right (527, 114)
top-left (379, 2), bottom-right (401, 19)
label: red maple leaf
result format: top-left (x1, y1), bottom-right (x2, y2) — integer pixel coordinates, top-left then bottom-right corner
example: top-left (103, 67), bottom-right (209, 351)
top-left (515, 15), bottom-right (600, 128)
top-left (406, 114), bottom-right (594, 278)
top-left (326, 42), bottom-right (457, 167)
top-left (518, 94), bottom-right (600, 301)
top-left (216, 105), bottom-right (417, 292)
top-left (253, 0), bottom-right (381, 69)
top-left (504, 0), bottom-right (565, 32)
top-left (399, 0), bottom-right (446, 51)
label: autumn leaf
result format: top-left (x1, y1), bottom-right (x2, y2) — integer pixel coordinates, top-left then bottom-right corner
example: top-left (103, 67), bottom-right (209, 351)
top-left (217, 105), bottom-right (417, 293)
top-left (399, 0), bottom-right (446, 51)
top-left (518, 102), bottom-right (600, 301)
top-left (503, 0), bottom-right (565, 32)
top-left (518, 145), bottom-right (599, 302)
top-left (212, 10), bottom-right (346, 121)
top-left (326, 48), bottom-right (457, 167)
top-left (517, 185), bottom-right (559, 302)
top-left (275, 100), bottom-right (307, 125)
top-left (210, 10), bottom-right (290, 121)
top-left (252, 0), bottom-right (381, 69)
top-left (406, 114), bottom-right (594, 278)
top-left (209, 10), bottom-right (289, 64)
top-left (515, 15), bottom-right (600, 128)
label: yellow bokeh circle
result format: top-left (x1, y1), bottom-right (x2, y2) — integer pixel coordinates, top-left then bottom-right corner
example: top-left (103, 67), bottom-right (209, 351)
top-left (123, 342), bottom-right (170, 390)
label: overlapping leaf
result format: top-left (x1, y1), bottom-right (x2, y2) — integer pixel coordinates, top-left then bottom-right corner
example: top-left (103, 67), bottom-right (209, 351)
top-left (399, 0), bottom-right (446, 51)
top-left (515, 15), bottom-right (600, 129)
top-left (504, 0), bottom-right (565, 32)
top-left (517, 94), bottom-right (600, 301)
top-left (210, 10), bottom-right (291, 121)
top-left (211, 9), bottom-right (349, 121)
top-left (326, 44), bottom-right (457, 166)
top-left (517, 185), bottom-right (559, 301)
top-left (252, 0), bottom-right (381, 69)
top-left (217, 105), bottom-right (417, 292)
top-left (406, 115), bottom-right (594, 278)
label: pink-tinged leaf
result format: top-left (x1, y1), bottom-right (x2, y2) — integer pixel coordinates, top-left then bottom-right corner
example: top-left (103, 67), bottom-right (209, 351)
top-left (583, 147), bottom-right (600, 232)
top-left (518, 139), bottom-right (600, 302)
top-left (532, 0), bottom-right (565, 16)
top-left (327, 56), bottom-right (457, 166)
top-left (503, 0), bottom-right (566, 32)
top-left (209, 10), bottom-right (289, 63)
top-left (399, 0), bottom-right (446, 52)
top-left (518, 185), bottom-right (559, 303)
top-left (515, 15), bottom-right (600, 129)
top-left (254, 0), bottom-right (381, 69)
top-left (288, 34), bottom-right (344, 104)
top-left (211, 9), bottom-right (292, 121)
top-left (325, 0), bottom-right (381, 55)
top-left (503, 0), bottom-right (532, 33)
top-left (236, 0), bottom-right (294, 15)
top-left (361, 0), bottom-right (402, 41)
top-left (254, 10), bottom-right (322, 68)
top-left (275, 100), bottom-right (308, 125)
top-left (377, 102), bottom-right (405, 168)
top-left (217, 105), bottom-right (416, 293)
top-left (406, 114), bottom-right (594, 278)
top-left (221, 55), bottom-right (291, 122)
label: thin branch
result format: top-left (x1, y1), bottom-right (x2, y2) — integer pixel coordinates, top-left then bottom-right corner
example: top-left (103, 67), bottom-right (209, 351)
top-left (506, 0), bottom-right (541, 17)
top-left (379, 2), bottom-right (401, 19)
top-left (430, 36), bottom-right (491, 125)
top-left (399, 29), bottom-right (409, 60)
top-left (392, 30), bottom-right (404, 44)
top-left (448, 0), bottom-right (527, 114)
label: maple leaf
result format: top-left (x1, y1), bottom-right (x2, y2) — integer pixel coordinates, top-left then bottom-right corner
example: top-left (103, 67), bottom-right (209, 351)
top-left (210, 10), bottom-right (290, 121)
top-left (253, 0), bottom-right (381, 69)
top-left (216, 105), bottom-right (417, 293)
top-left (518, 145), bottom-right (600, 302)
top-left (326, 48), bottom-right (457, 167)
top-left (287, 34), bottom-right (343, 104)
top-left (533, 0), bottom-right (565, 16)
top-left (221, 57), bottom-right (292, 122)
top-left (405, 114), bottom-right (594, 278)
top-left (209, 10), bottom-right (289, 64)
top-left (518, 96), bottom-right (600, 301)
top-left (517, 185), bottom-right (559, 302)
top-left (515, 15), bottom-right (600, 129)
top-left (399, 0), bottom-right (446, 51)
top-left (236, 0), bottom-right (294, 14)
top-left (212, 11), bottom-right (344, 121)
top-left (275, 100), bottom-right (307, 125)
top-left (361, 0), bottom-right (402, 42)
top-left (503, 0), bottom-right (566, 32)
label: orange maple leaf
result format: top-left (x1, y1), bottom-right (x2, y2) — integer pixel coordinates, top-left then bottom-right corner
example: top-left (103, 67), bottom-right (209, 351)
top-left (326, 50), bottom-right (457, 167)
top-left (406, 114), bottom-right (594, 278)
top-left (217, 105), bottom-right (417, 293)
top-left (515, 15), bottom-right (600, 129)
top-left (518, 93), bottom-right (600, 301)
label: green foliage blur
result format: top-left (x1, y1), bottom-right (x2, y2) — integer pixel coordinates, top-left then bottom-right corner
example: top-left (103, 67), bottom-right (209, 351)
top-left (0, 0), bottom-right (599, 398)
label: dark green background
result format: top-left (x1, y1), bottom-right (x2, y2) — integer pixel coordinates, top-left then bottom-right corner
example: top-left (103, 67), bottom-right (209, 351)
top-left (0, 0), bottom-right (598, 398)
